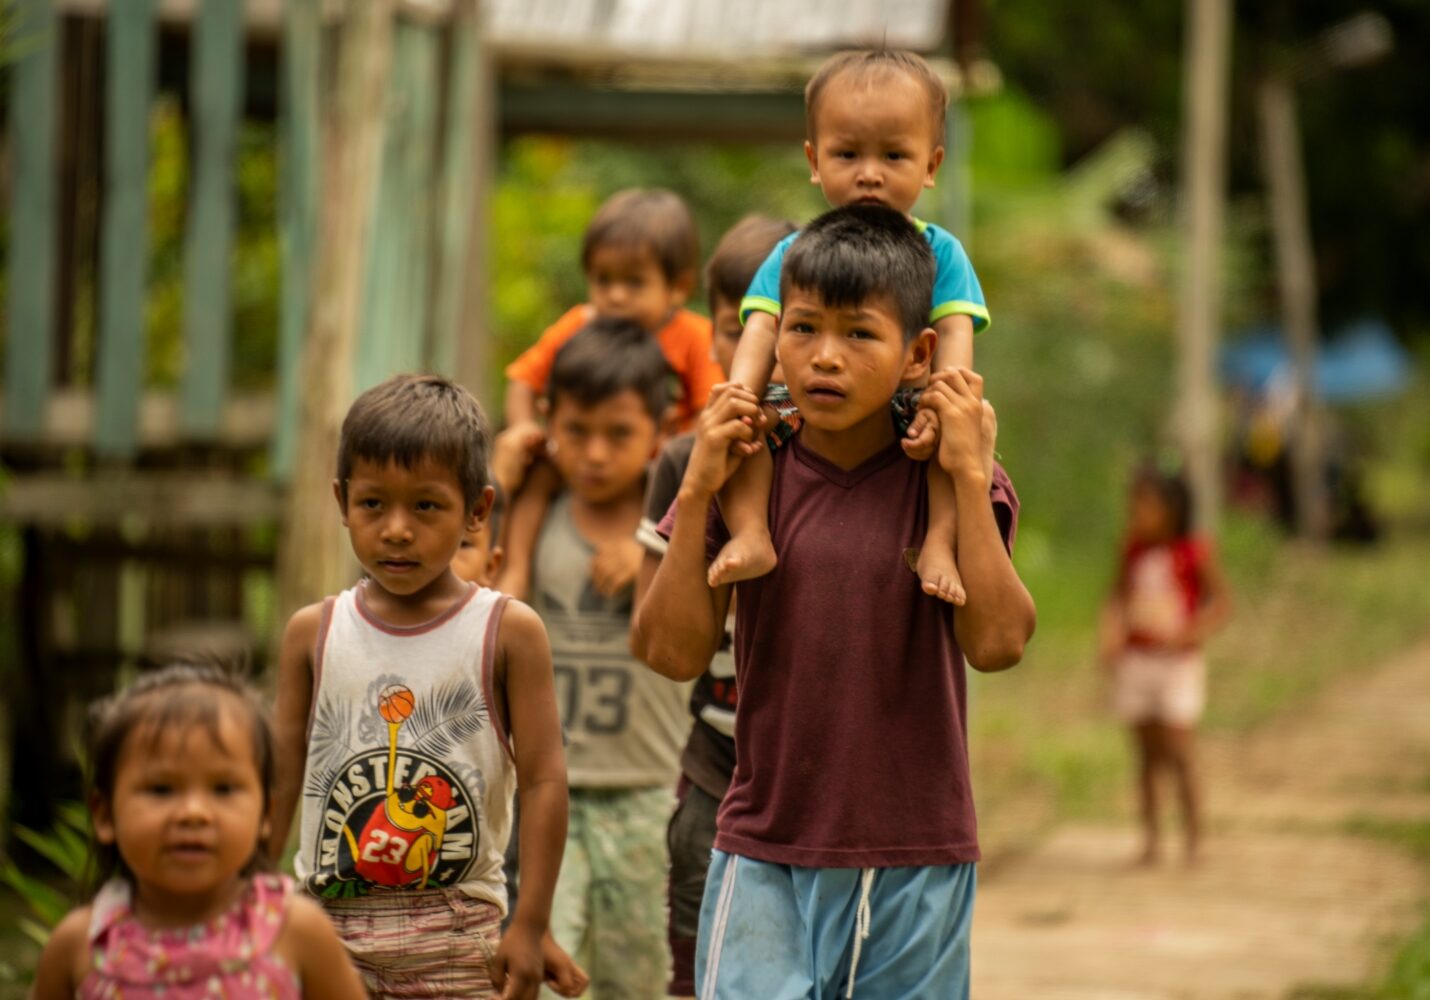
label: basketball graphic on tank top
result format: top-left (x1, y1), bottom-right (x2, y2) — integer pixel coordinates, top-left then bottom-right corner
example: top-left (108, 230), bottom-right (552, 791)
top-left (378, 684), bottom-right (415, 723)
top-left (341, 686), bottom-right (461, 889)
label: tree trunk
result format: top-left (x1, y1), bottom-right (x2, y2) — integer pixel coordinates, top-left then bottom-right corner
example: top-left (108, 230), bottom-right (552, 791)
top-left (1258, 73), bottom-right (1331, 540)
top-left (1175, 0), bottom-right (1233, 535)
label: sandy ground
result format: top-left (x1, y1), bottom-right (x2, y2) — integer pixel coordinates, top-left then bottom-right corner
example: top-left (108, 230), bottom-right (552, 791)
top-left (972, 637), bottom-right (1430, 999)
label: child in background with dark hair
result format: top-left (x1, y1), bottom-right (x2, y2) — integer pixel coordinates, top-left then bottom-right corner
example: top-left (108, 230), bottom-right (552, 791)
top-left (270, 374), bottom-right (585, 999)
top-left (1100, 463), bottom-right (1231, 866)
top-left (500, 188), bottom-right (721, 602)
top-left (516, 319), bottom-right (689, 1000)
top-left (505, 187), bottom-right (721, 433)
top-left (454, 478), bottom-right (508, 589)
top-left (631, 213), bottom-right (796, 998)
top-left (31, 663), bottom-right (365, 1000)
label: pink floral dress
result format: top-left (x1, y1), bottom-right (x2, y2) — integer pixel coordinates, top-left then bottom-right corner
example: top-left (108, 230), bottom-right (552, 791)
top-left (80, 874), bottom-right (301, 999)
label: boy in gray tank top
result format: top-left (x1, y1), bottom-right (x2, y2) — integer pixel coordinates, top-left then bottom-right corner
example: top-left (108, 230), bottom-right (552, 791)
top-left (517, 318), bottom-right (691, 1000)
top-left (270, 374), bottom-right (587, 1000)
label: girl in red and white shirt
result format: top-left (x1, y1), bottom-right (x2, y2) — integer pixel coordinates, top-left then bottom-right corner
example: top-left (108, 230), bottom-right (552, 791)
top-left (1100, 464), bottom-right (1231, 866)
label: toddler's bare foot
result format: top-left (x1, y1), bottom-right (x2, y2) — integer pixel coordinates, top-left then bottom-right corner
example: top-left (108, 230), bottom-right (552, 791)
top-left (915, 544), bottom-right (966, 605)
top-left (708, 532), bottom-right (777, 588)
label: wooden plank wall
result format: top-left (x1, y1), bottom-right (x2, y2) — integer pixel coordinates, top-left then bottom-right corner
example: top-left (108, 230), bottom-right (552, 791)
top-left (93, 0), bottom-right (157, 459)
top-left (4, 0), bottom-right (59, 439)
top-left (179, 0), bottom-right (245, 436)
top-left (354, 20), bottom-right (440, 394)
top-left (272, 0), bottom-right (321, 480)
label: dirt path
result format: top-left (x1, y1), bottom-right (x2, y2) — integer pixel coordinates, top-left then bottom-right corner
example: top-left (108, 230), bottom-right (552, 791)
top-left (972, 637), bottom-right (1430, 999)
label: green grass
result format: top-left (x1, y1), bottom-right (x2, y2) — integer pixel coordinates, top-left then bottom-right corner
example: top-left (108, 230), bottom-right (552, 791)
top-left (1289, 818), bottom-right (1430, 999)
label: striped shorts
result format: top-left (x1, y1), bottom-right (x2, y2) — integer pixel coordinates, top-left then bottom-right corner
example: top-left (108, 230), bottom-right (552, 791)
top-left (323, 889), bottom-right (503, 999)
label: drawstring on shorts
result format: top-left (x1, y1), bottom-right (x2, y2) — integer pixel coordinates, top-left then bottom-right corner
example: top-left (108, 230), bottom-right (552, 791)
top-left (845, 867), bottom-right (877, 999)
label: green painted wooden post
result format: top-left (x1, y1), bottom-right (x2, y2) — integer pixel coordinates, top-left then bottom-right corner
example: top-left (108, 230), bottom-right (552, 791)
top-left (4, 0), bottom-right (58, 439)
top-left (273, 0), bottom-right (320, 479)
top-left (94, 0), bottom-right (157, 459)
top-left (429, 9), bottom-right (478, 380)
top-left (355, 21), bottom-right (438, 393)
top-left (180, 0), bottom-right (244, 436)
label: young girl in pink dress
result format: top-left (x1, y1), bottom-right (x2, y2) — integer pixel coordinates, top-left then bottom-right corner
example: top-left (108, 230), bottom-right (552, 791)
top-left (1100, 465), bottom-right (1232, 866)
top-left (30, 664), bottom-right (364, 999)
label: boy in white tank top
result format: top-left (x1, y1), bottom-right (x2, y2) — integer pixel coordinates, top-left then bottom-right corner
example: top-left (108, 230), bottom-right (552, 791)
top-left (509, 318), bottom-right (691, 999)
top-left (269, 374), bottom-right (587, 999)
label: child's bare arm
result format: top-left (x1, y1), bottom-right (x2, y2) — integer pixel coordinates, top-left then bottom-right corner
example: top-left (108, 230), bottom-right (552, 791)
top-left (633, 385), bottom-right (756, 679)
top-left (922, 371), bottom-right (1036, 671)
top-left (932, 314), bottom-right (975, 372)
top-left (282, 896), bottom-right (367, 999)
top-left (1098, 597), bottom-right (1127, 668)
top-left (496, 463), bottom-right (561, 602)
top-left (28, 908), bottom-right (87, 1000)
top-left (725, 310), bottom-right (779, 395)
top-left (1189, 549), bottom-right (1233, 647)
top-left (268, 603), bottom-right (322, 861)
top-left (505, 382), bottom-right (541, 428)
top-left (493, 602), bottom-right (569, 1000)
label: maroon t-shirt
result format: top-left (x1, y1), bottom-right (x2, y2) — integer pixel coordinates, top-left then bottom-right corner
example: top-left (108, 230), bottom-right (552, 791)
top-left (661, 435), bottom-right (1018, 868)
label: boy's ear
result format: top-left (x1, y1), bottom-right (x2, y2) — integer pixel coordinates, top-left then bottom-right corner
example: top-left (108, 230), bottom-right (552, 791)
top-left (902, 327), bottom-right (938, 383)
top-left (924, 145), bottom-right (946, 188)
top-left (468, 485), bottom-right (495, 534)
top-left (332, 479), bottom-right (349, 525)
top-left (805, 140), bottom-right (820, 184)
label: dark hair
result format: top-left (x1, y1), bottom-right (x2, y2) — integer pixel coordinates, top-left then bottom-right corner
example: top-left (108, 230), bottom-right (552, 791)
top-left (547, 317), bottom-right (673, 421)
top-left (581, 188), bottom-right (700, 286)
top-left (779, 204), bottom-right (935, 342)
top-left (338, 374), bottom-right (491, 510)
top-left (705, 214), bottom-right (799, 314)
top-left (806, 49), bottom-right (948, 147)
top-left (1132, 462), bottom-right (1194, 538)
top-left (86, 662), bottom-right (276, 891)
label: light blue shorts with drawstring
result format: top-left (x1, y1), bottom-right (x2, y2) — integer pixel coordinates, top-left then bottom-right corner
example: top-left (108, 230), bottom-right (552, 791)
top-left (694, 850), bottom-right (976, 1000)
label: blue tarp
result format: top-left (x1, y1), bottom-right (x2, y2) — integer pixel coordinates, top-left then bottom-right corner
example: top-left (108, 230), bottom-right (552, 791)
top-left (1220, 318), bottom-right (1413, 402)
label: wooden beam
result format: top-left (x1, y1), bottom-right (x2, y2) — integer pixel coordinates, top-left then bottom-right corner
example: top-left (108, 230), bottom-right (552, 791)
top-left (273, 0), bottom-right (322, 480)
top-left (452, 1), bottom-right (497, 403)
top-left (497, 82), bottom-right (807, 142)
top-left (94, 0), bottom-right (157, 459)
top-left (0, 390), bottom-right (273, 450)
top-left (4, 0), bottom-right (59, 440)
top-left (179, 0), bottom-right (244, 436)
top-left (355, 19), bottom-right (439, 393)
top-left (1, 473), bottom-right (282, 527)
top-left (276, 0), bottom-right (396, 617)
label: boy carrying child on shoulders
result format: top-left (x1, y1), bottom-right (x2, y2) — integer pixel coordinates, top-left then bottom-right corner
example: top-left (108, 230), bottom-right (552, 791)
top-left (634, 205), bottom-right (1036, 1000)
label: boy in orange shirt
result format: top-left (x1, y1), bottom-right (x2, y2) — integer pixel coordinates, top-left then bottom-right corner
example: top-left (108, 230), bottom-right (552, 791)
top-left (500, 188), bottom-right (722, 601)
top-left (504, 188), bottom-right (721, 434)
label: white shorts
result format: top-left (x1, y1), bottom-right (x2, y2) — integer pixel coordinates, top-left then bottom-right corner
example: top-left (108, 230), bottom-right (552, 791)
top-left (1111, 649), bottom-right (1206, 725)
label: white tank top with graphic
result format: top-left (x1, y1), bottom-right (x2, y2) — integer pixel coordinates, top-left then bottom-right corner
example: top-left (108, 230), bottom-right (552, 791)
top-left (294, 582), bottom-right (515, 913)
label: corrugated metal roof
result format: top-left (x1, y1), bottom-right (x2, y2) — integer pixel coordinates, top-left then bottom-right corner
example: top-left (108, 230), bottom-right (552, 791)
top-left (51, 0), bottom-right (950, 61)
top-left (487, 0), bottom-right (948, 58)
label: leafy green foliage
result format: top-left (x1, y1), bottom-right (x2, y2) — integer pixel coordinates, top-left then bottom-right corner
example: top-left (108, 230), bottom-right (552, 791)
top-left (0, 801), bottom-right (90, 947)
